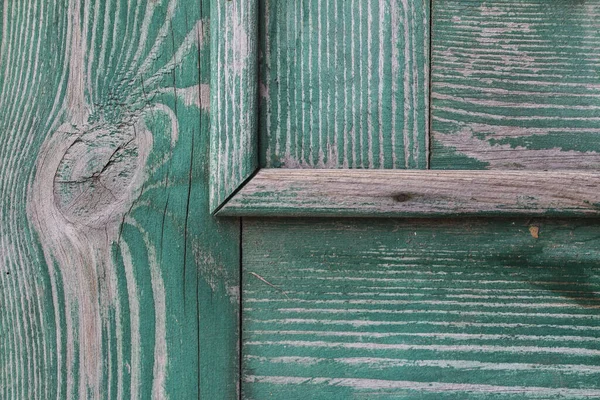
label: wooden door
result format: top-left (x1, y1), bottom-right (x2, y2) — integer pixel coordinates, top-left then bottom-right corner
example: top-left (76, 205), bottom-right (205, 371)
top-left (3, 1), bottom-right (600, 400)
top-left (230, 0), bottom-right (600, 398)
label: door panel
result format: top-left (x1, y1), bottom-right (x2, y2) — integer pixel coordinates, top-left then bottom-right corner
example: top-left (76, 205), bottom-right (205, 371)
top-left (432, 0), bottom-right (600, 169)
top-left (258, 0), bottom-right (430, 169)
top-left (240, 0), bottom-right (600, 398)
top-left (243, 218), bottom-right (600, 399)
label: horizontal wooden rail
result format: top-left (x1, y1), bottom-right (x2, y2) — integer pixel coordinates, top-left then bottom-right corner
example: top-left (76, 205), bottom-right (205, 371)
top-left (217, 169), bottom-right (600, 217)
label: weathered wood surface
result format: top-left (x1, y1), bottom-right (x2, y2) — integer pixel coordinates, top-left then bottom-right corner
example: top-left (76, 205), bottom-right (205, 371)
top-left (219, 169), bottom-right (600, 217)
top-left (432, 0), bottom-right (600, 169)
top-left (210, 0), bottom-right (259, 212)
top-left (258, 0), bottom-right (430, 169)
top-left (243, 218), bottom-right (600, 399)
top-left (1, 0), bottom-right (239, 399)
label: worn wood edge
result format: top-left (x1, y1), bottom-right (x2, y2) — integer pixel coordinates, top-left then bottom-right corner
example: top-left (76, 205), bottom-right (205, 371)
top-left (209, 0), bottom-right (259, 213)
top-left (217, 169), bottom-right (600, 217)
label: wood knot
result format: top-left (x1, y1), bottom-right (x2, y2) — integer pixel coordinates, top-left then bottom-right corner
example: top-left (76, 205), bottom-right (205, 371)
top-left (392, 193), bottom-right (413, 203)
top-left (53, 121), bottom-right (149, 226)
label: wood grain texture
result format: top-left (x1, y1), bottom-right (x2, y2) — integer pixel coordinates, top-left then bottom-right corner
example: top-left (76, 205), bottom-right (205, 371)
top-left (258, 0), bottom-right (430, 169)
top-left (243, 218), bottom-right (600, 399)
top-left (218, 169), bottom-right (600, 217)
top-left (1, 0), bottom-right (239, 399)
top-left (210, 0), bottom-right (259, 212)
top-left (432, 0), bottom-right (600, 170)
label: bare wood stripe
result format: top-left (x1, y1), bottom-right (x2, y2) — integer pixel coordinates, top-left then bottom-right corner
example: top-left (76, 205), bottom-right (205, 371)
top-left (250, 292), bottom-right (600, 303)
top-left (245, 298), bottom-right (600, 310)
top-left (246, 290), bottom-right (600, 302)
top-left (271, 307), bottom-right (600, 320)
top-left (250, 318), bottom-right (600, 332)
top-left (246, 340), bottom-right (600, 357)
top-left (245, 375), bottom-right (600, 397)
top-left (247, 330), bottom-right (600, 343)
top-left (246, 355), bottom-right (600, 375)
top-left (218, 169), bottom-right (600, 217)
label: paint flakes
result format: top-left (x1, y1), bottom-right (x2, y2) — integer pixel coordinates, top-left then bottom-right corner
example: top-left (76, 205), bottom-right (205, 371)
top-left (529, 226), bottom-right (539, 239)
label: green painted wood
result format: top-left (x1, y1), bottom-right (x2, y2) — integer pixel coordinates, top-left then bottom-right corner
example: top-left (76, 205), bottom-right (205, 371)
top-left (432, 0), bottom-right (600, 170)
top-left (0, 0), bottom-right (239, 399)
top-left (258, 0), bottom-right (430, 169)
top-left (210, 0), bottom-right (259, 212)
top-left (243, 218), bottom-right (600, 399)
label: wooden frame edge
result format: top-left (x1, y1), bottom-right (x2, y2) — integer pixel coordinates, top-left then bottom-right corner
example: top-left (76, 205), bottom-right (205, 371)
top-left (209, 0), bottom-right (259, 213)
top-left (216, 169), bottom-right (600, 217)
top-left (209, 1), bottom-right (600, 219)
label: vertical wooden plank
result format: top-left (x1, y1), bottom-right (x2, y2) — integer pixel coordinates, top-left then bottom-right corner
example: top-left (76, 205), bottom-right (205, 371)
top-left (258, 0), bottom-right (430, 170)
top-left (431, 0), bottom-right (600, 170)
top-left (210, 0), bottom-right (259, 212)
top-left (195, 2), bottom-right (242, 398)
top-left (1, 2), bottom-right (71, 398)
top-left (1, 0), bottom-right (239, 399)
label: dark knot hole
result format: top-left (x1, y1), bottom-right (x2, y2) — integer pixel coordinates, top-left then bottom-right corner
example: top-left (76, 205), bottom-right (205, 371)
top-left (393, 193), bottom-right (413, 203)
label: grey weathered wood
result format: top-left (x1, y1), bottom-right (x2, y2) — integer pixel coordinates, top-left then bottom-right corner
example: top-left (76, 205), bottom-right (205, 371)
top-left (218, 169), bottom-right (600, 217)
top-left (210, 0), bottom-right (259, 212)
